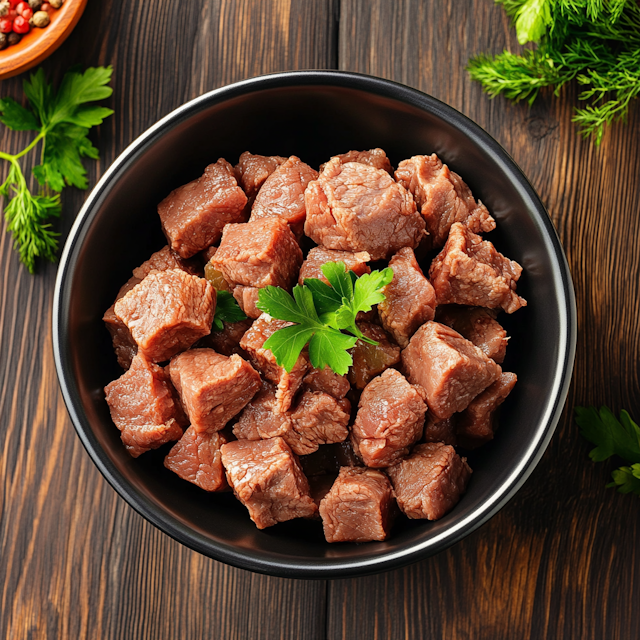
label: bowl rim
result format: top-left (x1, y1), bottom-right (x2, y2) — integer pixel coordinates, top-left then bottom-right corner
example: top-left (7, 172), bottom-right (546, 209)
top-left (52, 69), bottom-right (577, 578)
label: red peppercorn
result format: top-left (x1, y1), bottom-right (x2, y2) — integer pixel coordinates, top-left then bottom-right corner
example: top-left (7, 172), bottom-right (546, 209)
top-left (40, 2), bottom-right (49, 9)
top-left (8, 0), bottom-right (19, 8)
top-left (0, 17), bottom-right (12, 33)
top-left (12, 14), bottom-right (29, 32)
top-left (16, 1), bottom-right (28, 14)
top-left (21, 6), bottom-right (31, 18)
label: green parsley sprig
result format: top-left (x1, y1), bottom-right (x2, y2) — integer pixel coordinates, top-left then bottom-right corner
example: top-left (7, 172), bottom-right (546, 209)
top-left (576, 405), bottom-right (640, 496)
top-left (257, 261), bottom-right (393, 375)
top-left (212, 290), bottom-right (248, 330)
top-left (467, 0), bottom-right (640, 144)
top-left (0, 66), bottom-right (114, 273)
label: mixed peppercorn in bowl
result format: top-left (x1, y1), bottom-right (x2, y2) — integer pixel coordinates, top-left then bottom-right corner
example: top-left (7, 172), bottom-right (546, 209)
top-left (53, 71), bottom-right (576, 577)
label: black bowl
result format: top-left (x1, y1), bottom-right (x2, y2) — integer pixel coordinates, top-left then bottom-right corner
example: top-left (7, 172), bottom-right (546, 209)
top-left (53, 70), bottom-right (576, 578)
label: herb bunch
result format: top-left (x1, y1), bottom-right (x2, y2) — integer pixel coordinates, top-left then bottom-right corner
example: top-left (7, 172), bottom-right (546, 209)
top-left (256, 261), bottom-right (393, 375)
top-left (467, 0), bottom-right (640, 144)
top-left (576, 405), bottom-right (640, 495)
top-left (0, 66), bottom-right (114, 273)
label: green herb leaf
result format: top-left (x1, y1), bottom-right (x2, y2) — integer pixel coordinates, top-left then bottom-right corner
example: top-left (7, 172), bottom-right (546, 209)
top-left (608, 463), bottom-right (640, 496)
top-left (0, 97), bottom-right (39, 131)
top-left (514, 0), bottom-right (552, 44)
top-left (576, 406), bottom-right (640, 464)
top-left (212, 290), bottom-right (248, 330)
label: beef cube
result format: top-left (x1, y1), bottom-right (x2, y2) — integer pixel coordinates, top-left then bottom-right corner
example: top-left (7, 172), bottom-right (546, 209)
top-left (104, 354), bottom-right (184, 457)
top-left (319, 467), bottom-right (395, 542)
top-left (250, 156), bottom-right (318, 238)
top-left (196, 317), bottom-right (253, 357)
top-left (298, 247), bottom-right (371, 286)
top-left (303, 365), bottom-right (350, 399)
top-left (103, 276), bottom-right (141, 369)
top-left (232, 382), bottom-right (291, 440)
top-left (220, 437), bottom-right (317, 529)
top-left (429, 223), bottom-right (527, 314)
top-left (320, 148), bottom-right (392, 174)
top-left (211, 218), bottom-right (303, 291)
top-left (285, 391), bottom-right (351, 455)
top-left (158, 159), bottom-right (248, 258)
top-left (164, 426), bottom-right (229, 491)
top-left (378, 247), bottom-right (436, 348)
top-left (348, 322), bottom-right (401, 390)
top-left (232, 285), bottom-right (261, 319)
top-left (132, 245), bottom-right (202, 280)
top-left (239, 314), bottom-right (309, 412)
top-left (457, 372), bottom-right (517, 449)
top-left (114, 269), bottom-right (215, 363)
top-left (304, 158), bottom-right (425, 260)
top-left (395, 154), bottom-right (495, 249)
top-left (422, 413), bottom-right (458, 446)
top-left (300, 441), bottom-right (362, 477)
top-left (402, 321), bottom-right (502, 419)
top-left (387, 442), bottom-right (472, 520)
top-left (168, 348), bottom-right (260, 432)
top-left (436, 305), bottom-right (508, 363)
top-left (235, 151), bottom-right (287, 199)
top-left (352, 369), bottom-right (427, 468)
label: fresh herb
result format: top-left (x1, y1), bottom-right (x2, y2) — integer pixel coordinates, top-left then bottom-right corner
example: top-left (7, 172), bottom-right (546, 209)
top-left (467, 0), bottom-right (640, 144)
top-left (576, 405), bottom-right (640, 496)
top-left (257, 262), bottom-right (393, 375)
top-left (212, 290), bottom-right (248, 330)
top-left (0, 66), bottom-right (114, 273)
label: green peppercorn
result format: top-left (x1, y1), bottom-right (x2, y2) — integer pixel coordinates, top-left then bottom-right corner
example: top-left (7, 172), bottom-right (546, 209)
top-left (32, 9), bottom-right (49, 27)
top-left (49, 0), bottom-right (62, 7)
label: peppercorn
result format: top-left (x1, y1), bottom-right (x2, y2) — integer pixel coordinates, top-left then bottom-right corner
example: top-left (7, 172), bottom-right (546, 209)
top-left (27, 0), bottom-right (41, 8)
top-left (7, 31), bottom-right (21, 45)
top-left (0, 32), bottom-right (7, 49)
top-left (12, 14), bottom-right (29, 32)
top-left (0, 1), bottom-right (9, 17)
top-left (0, 16), bottom-right (12, 31)
top-left (48, 0), bottom-right (60, 7)
top-left (31, 8), bottom-right (47, 26)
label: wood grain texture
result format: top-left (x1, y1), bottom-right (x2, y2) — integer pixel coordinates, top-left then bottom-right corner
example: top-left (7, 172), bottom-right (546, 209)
top-left (0, 1), bottom-right (337, 638)
top-left (329, 1), bottom-right (640, 639)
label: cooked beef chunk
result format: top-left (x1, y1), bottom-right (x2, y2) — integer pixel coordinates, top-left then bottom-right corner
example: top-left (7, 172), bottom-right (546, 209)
top-left (103, 276), bottom-right (141, 369)
top-left (351, 369), bottom-right (427, 468)
top-left (239, 313), bottom-right (309, 412)
top-left (232, 285), bottom-right (261, 319)
top-left (196, 318), bottom-right (253, 357)
top-left (211, 218), bottom-right (303, 291)
top-left (378, 247), bottom-right (436, 348)
top-left (429, 223), bottom-right (526, 314)
top-left (304, 158), bottom-right (425, 260)
top-left (387, 442), bottom-right (472, 520)
top-left (235, 151), bottom-right (287, 199)
top-left (132, 245), bottom-right (202, 280)
top-left (298, 247), bottom-right (371, 286)
top-left (158, 159), bottom-right (248, 258)
top-left (395, 154), bottom-right (495, 249)
top-left (164, 427), bottom-right (229, 491)
top-left (457, 372), bottom-right (517, 449)
top-left (436, 305), bottom-right (508, 363)
top-left (348, 322), bottom-right (401, 390)
top-left (319, 148), bottom-right (393, 174)
top-left (303, 365), bottom-right (351, 399)
top-left (319, 467), bottom-right (395, 542)
top-left (285, 391), bottom-right (350, 455)
top-left (402, 321), bottom-right (502, 419)
top-left (114, 269), bottom-right (215, 363)
top-left (249, 156), bottom-right (318, 239)
top-left (232, 382), bottom-right (290, 440)
top-left (168, 348), bottom-right (261, 432)
top-left (422, 413), bottom-right (457, 446)
top-left (104, 354), bottom-right (184, 457)
top-left (300, 441), bottom-right (362, 477)
top-left (220, 437), bottom-right (317, 529)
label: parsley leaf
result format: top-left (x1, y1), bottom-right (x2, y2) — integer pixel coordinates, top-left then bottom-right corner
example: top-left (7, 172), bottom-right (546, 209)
top-left (212, 290), bottom-right (247, 331)
top-left (0, 98), bottom-right (39, 131)
top-left (257, 284), bottom-right (358, 375)
top-left (608, 464), bottom-right (640, 496)
top-left (576, 405), bottom-right (640, 464)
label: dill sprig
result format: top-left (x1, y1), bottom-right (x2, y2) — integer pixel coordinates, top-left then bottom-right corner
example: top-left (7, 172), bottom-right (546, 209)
top-left (467, 0), bottom-right (640, 144)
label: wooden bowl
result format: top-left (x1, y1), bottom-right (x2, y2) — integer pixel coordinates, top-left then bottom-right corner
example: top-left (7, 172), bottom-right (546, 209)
top-left (0, 0), bottom-right (87, 80)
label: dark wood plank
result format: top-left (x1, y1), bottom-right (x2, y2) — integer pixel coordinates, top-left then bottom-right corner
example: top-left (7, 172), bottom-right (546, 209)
top-left (330, 1), bottom-right (640, 639)
top-left (0, 1), bottom-right (338, 638)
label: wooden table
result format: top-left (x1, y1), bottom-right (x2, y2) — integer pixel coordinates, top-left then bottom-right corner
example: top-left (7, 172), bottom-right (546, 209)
top-left (1, 1), bottom-right (639, 638)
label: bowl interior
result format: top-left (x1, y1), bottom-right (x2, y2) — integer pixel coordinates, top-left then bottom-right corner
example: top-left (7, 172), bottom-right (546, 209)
top-left (55, 74), bottom-right (574, 577)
